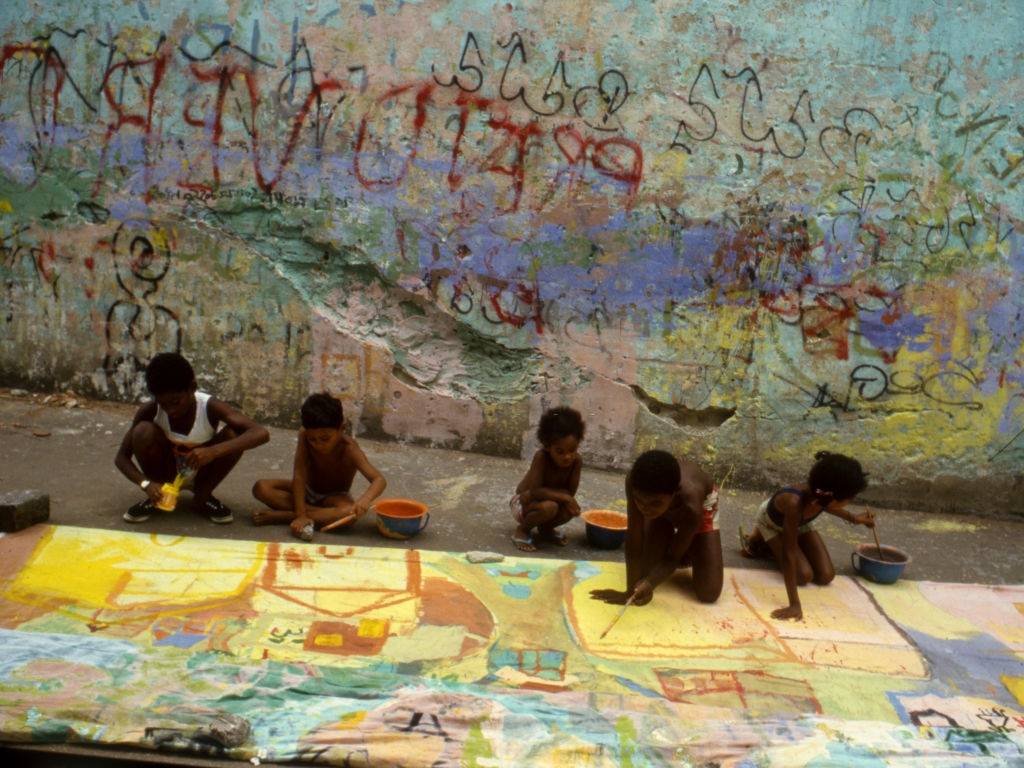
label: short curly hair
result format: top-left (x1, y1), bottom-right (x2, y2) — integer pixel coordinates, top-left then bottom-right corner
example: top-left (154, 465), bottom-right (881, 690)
top-left (301, 392), bottom-right (344, 430)
top-left (144, 353), bottom-right (195, 395)
top-left (536, 406), bottom-right (585, 445)
top-left (809, 451), bottom-right (868, 502)
top-left (630, 450), bottom-right (681, 495)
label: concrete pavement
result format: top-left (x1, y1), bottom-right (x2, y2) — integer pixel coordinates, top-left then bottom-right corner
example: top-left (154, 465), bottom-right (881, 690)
top-left (0, 388), bottom-right (1021, 584)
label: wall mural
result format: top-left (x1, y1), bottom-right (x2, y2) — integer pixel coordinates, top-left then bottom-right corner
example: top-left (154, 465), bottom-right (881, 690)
top-left (0, 0), bottom-right (1021, 507)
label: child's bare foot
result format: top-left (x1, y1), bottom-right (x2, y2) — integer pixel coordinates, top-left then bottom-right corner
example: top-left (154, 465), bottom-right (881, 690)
top-left (537, 527), bottom-right (567, 546)
top-left (252, 509), bottom-right (289, 526)
top-left (739, 526), bottom-right (767, 559)
top-left (512, 526), bottom-right (537, 552)
top-left (738, 525), bottom-right (755, 558)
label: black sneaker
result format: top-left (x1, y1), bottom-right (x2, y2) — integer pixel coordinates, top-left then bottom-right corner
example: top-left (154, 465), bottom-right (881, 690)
top-left (124, 500), bottom-right (154, 523)
top-left (202, 497), bottom-right (233, 524)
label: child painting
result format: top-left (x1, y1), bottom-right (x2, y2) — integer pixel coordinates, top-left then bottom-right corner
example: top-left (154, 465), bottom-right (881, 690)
top-left (114, 352), bottom-right (269, 524)
top-left (252, 393), bottom-right (386, 539)
top-left (740, 451), bottom-right (873, 621)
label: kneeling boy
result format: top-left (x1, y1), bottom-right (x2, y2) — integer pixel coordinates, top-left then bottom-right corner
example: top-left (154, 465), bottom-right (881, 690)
top-left (592, 449), bottom-right (723, 606)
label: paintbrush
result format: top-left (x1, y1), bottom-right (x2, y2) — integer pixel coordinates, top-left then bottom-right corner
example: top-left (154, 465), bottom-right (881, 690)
top-left (868, 510), bottom-right (887, 562)
top-left (599, 591), bottom-right (638, 639)
top-left (321, 512), bottom-right (358, 532)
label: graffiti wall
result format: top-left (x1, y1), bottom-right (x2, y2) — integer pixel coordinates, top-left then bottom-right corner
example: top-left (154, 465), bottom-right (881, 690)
top-left (0, 0), bottom-right (1021, 512)
top-left (1, 525), bottom-right (1023, 764)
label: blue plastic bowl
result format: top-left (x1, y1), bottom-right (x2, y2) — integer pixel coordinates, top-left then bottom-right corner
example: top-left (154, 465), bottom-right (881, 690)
top-left (851, 544), bottom-right (910, 584)
top-left (375, 499), bottom-right (430, 540)
top-left (582, 509), bottom-right (627, 549)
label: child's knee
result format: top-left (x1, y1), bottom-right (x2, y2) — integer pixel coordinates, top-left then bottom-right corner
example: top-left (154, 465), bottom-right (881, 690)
top-left (131, 420), bottom-right (163, 448)
top-left (252, 479), bottom-right (272, 501)
top-left (533, 500), bottom-right (560, 522)
top-left (813, 568), bottom-right (835, 586)
top-left (695, 580), bottom-right (723, 604)
top-left (797, 564), bottom-right (814, 586)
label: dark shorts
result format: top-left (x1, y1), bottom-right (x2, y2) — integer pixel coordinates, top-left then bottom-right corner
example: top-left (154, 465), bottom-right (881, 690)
top-left (304, 486), bottom-right (351, 506)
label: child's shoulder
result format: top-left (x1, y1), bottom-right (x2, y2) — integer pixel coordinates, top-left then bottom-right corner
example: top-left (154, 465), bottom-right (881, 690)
top-left (132, 400), bottom-right (159, 421)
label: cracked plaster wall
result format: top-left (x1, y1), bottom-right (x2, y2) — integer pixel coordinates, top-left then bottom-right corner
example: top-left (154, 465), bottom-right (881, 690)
top-left (0, 0), bottom-right (1021, 514)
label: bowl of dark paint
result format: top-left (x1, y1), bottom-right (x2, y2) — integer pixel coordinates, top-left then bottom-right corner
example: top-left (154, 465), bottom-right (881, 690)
top-left (851, 543), bottom-right (910, 584)
top-left (375, 499), bottom-right (430, 540)
top-left (582, 509), bottom-right (628, 549)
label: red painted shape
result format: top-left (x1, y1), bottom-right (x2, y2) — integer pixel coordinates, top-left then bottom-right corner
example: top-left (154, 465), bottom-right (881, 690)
top-left (482, 113), bottom-right (543, 213)
top-left (185, 60), bottom-right (262, 191)
top-left (446, 91), bottom-right (492, 192)
top-left (95, 46), bottom-right (169, 198)
top-left (353, 81), bottom-right (435, 190)
top-left (551, 124), bottom-right (644, 207)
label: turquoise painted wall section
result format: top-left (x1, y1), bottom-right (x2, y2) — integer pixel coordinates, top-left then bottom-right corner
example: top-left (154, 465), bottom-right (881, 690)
top-left (0, 1), bottom-right (1021, 512)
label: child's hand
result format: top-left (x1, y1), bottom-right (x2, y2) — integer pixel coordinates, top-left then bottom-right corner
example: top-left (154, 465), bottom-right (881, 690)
top-left (854, 510), bottom-right (875, 528)
top-left (590, 588), bottom-right (632, 605)
top-left (771, 604), bottom-right (803, 621)
top-left (290, 515), bottom-right (313, 535)
top-left (566, 497), bottom-right (581, 517)
top-left (185, 446), bottom-right (219, 470)
top-left (353, 502), bottom-right (369, 518)
top-left (144, 482), bottom-right (162, 504)
top-left (630, 579), bottom-right (654, 605)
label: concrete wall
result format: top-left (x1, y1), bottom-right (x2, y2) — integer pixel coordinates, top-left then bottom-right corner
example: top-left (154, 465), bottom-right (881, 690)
top-left (0, 0), bottom-right (1021, 514)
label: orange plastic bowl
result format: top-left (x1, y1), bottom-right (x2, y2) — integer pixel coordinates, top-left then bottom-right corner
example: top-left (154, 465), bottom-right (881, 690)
top-left (581, 509), bottom-right (627, 549)
top-left (374, 499), bottom-right (430, 540)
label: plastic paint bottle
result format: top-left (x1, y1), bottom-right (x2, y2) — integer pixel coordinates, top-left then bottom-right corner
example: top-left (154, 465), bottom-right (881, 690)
top-left (155, 466), bottom-right (195, 512)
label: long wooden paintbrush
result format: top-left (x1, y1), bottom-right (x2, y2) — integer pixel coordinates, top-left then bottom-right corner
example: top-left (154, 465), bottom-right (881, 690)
top-left (868, 509), bottom-right (886, 561)
top-left (599, 591), bottom-right (638, 639)
top-left (321, 512), bottom-right (358, 532)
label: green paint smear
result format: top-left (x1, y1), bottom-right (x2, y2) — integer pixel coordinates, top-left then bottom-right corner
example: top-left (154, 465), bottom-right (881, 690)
top-left (464, 719), bottom-right (496, 766)
top-left (616, 714), bottom-right (638, 768)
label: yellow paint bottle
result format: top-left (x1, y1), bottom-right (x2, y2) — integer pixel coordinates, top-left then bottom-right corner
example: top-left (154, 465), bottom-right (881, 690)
top-left (155, 467), bottom-right (194, 512)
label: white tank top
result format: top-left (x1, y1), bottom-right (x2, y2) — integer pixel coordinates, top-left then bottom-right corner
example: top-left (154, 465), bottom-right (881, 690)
top-left (154, 391), bottom-right (217, 447)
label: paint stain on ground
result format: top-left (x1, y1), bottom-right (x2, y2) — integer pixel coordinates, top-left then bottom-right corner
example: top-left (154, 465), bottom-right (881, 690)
top-left (912, 519), bottom-right (985, 534)
top-left (502, 583), bottom-right (532, 599)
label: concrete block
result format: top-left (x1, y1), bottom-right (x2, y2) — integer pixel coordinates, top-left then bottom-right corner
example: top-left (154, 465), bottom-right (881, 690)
top-left (0, 489), bottom-right (50, 532)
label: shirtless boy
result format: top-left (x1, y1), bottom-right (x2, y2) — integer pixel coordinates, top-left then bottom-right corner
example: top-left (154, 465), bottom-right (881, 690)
top-left (252, 392), bottom-right (386, 538)
top-left (592, 449), bottom-right (723, 606)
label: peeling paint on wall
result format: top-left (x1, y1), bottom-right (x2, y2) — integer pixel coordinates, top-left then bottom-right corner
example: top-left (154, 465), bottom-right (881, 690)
top-left (0, 0), bottom-right (1021, 512)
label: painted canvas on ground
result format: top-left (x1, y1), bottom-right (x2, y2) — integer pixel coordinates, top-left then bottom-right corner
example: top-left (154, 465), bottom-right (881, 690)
top-left (0, 525), bottom-right (1022, 765)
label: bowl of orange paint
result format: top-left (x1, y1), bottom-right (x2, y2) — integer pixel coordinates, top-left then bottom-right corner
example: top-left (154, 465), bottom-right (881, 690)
top-left (374, 498), bottom-right (430, 540)
top-left (582, 509), bottom-right (627, 549)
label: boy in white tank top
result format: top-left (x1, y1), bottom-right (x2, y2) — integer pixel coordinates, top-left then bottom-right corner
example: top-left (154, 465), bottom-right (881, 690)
top-left (114, 352), bottom-right (270, 524)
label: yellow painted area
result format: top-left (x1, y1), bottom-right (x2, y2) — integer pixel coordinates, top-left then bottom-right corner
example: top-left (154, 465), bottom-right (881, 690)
top-left (912, 519), bottom-right (985, 534)
top-left (861, 580), bottom-right (981, 640)
top-left (314, 633), bottom-right (344, 648)
top-left (358, 617), bottom-right (389, 638)
top-left (916, 582), bottom-right (1024, 650)
top-left (0, 199), bottom-right (12, 213)
top-left (325, 710), bottom-right (368, 731)
top-left (648, 147), bottom-right (688, 184)
top-left (111, 25), bottom-right (162, 57)
top-left (1003, 675), bottom-right (1024, 707)
top-left (147, 227), bottom-right (171, 254)
top-left (3, 526), bottom-right (263, 624)
top-left (571, 567), bottom-right (927, 677)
